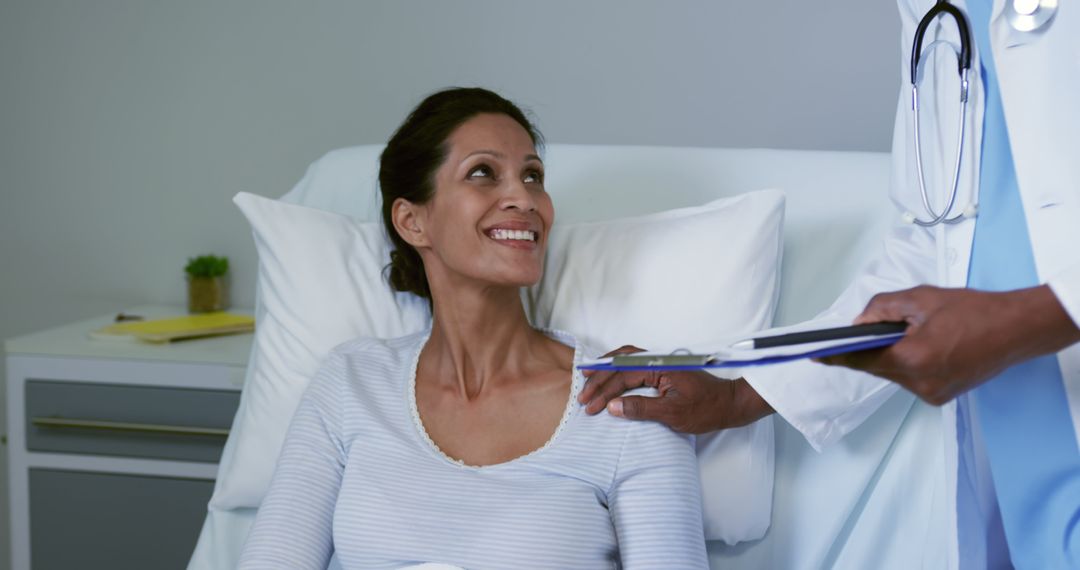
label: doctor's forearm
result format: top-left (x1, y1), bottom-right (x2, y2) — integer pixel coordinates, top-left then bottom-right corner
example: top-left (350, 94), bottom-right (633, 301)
top-left (1007, 285), bottom-right (1080, 362)
top-left (819, 285), bottom-right (1080, 405)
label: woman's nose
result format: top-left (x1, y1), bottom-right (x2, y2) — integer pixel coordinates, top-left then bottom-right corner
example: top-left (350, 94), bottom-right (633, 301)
top-left (500, 179), bottom-right (537, 212)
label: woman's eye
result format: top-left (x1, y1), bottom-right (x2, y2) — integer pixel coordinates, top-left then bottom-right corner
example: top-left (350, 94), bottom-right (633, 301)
top-left (524, 170), bottom-right (544, 184)
top-left (468, 165), bottom-right (493, 179)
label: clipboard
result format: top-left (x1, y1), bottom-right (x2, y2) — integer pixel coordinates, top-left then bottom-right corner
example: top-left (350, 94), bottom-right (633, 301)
top-left (90, 312), bottom-right (255, 343)
top-left (577, 322), bottom-right (906, 372)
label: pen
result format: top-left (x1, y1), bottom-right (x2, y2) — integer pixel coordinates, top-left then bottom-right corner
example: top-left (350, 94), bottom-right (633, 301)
top-left (731, 322), bottom-right (908, 350)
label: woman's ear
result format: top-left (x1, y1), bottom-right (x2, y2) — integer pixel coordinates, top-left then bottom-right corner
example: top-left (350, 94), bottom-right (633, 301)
top-left (391, 198), bottom-right (429, 248)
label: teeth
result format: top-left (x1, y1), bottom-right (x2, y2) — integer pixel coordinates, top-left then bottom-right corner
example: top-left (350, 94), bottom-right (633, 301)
top-left (490, 229), bottom-right (536, 242)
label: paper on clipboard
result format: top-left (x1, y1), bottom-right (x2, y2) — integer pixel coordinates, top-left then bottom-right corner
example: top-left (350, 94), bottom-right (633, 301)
top-left (577, 319), bottom-right (906, 371)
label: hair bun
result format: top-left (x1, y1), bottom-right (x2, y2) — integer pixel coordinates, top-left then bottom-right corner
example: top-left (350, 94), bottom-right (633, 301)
top-left (387, 249), bottom-right (429, 299)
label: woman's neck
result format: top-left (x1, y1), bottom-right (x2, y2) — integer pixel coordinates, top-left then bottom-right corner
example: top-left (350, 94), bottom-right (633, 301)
top-left (423, 283), bottom-right (552, 400)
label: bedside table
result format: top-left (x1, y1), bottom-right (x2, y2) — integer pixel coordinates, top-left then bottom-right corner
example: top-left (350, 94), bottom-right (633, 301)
top-left (4, 306), bottom-right (252, 570)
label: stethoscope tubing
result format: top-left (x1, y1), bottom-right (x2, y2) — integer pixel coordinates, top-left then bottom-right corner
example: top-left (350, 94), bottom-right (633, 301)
top-left (910, 68), bottom-right (970, 227)
top-left (908, 1), bottom-right (974, 227)
top-left (910, 0), bottom-right (973, 85)
top-left (905, 0), bottom-right (1056, 227)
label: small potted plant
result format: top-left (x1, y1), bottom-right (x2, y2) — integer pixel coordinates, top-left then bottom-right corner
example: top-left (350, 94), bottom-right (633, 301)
top-left (185, 254), bottom-right (230, 313)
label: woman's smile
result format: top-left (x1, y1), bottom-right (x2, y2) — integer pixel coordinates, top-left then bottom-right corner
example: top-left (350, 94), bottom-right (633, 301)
top-left (485, 221), bottom-right (541, 251)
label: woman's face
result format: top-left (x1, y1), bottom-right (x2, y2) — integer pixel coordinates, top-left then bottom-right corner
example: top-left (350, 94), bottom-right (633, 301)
top-left (396, 112), bottom-right (553, 291)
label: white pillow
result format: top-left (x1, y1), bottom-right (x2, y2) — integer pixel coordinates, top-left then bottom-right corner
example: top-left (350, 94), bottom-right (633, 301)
top-left (213, 190), bottom-right (783, 544)
top-left (528, 190), bottom-right (784, 352)
top-left (528, 190), bottom-right (783, 543)
top-left (211, 193), bottom-right (430, 508)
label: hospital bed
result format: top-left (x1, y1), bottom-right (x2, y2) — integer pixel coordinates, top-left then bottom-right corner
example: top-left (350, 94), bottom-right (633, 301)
top-left (189, 144), bottom-right (947, 569)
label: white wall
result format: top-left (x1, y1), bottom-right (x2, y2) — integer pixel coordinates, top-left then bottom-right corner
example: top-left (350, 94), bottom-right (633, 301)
top-left (0, 1), bottom-right (901, 566)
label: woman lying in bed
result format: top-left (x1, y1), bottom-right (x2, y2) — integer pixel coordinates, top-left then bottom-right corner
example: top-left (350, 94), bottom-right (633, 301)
top-left (239, 87), bottom-right (708, 570)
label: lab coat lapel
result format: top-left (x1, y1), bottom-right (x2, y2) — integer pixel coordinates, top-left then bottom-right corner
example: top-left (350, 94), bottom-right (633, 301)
top-left (991, 2), bottom-right (1080, 449)
top-left (991, 0), bottom-right (1006, 22)
top-left (993, 7), bottom-right (1080, 284)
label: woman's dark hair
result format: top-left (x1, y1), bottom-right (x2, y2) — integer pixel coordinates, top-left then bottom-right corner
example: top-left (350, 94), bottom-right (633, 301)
top-left (379, 87), bottom-right (543, 300)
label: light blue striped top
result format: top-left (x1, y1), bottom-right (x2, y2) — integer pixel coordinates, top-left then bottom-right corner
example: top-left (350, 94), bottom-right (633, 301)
top-left (239, 329), bottom-right (708, 569)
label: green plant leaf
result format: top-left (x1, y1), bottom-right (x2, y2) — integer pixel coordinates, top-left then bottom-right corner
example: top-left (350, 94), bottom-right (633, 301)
top-left (184, 254), bottom-right (229, 277)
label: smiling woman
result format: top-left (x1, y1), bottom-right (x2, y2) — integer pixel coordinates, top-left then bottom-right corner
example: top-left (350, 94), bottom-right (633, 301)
top-left (379, 88), bottom-right (548, 301)
top-left (238, 88), bottom-right (709, 569)
top-left (390, 112), bottom-right (551, 303)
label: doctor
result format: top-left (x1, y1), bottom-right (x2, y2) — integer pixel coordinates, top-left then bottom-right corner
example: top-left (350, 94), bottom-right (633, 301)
top-left (579, 0), bottom-right (1080, 567)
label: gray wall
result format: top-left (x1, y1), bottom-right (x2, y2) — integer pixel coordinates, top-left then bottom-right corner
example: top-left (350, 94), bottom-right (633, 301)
top-left (0, 0), bottom-right (900, 566)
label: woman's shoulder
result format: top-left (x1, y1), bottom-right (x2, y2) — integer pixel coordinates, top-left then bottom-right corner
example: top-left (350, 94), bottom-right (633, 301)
top-left (553, 333), bottom-right (691, 444)
top-left (327, 329), bottom-right (430, 365)
top-left (307, 329), bottom-right (430, 393)
top-left (536, 327), bottom-right (594, 356)
top-left (564, 386), bottom-right (687, 460)
top-left (537, 329), bottom-right (667, 435)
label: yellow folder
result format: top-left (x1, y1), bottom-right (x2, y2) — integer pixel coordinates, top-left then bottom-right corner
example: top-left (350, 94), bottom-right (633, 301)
top-left (92, 312), bottom-right (255, 343)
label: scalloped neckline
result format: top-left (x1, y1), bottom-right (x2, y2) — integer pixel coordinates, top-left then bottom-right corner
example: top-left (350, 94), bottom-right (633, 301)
top-left (406, 328), bottom-right (583, 470)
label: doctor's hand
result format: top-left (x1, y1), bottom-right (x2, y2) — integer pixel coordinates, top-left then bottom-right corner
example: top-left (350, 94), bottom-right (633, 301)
top-left (577, 345), bottom-right (775, 434)
top-left (818, 284), bottom-right (1080, 405)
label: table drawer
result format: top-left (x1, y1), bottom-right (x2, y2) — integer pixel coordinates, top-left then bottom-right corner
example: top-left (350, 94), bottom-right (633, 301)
top-left (30, 468), bottom-right (213, 570)
top-left (25, 379), bottom-right (239, 463)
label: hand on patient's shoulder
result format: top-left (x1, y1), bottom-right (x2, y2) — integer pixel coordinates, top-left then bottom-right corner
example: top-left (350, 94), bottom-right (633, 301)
top-left (578, 345), bottom-right (774, 434)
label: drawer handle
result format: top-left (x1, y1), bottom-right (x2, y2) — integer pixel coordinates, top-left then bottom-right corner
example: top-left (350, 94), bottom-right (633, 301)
top-left (31, 417), bottom-right (230, 438)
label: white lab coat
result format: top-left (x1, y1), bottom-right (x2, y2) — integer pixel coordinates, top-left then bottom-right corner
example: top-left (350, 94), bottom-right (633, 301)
top-left (744, 0), bottom-right (1080, 567)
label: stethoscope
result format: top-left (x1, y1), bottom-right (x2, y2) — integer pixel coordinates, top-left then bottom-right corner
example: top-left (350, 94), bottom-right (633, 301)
top-left (905, 0), bottom-right (1058, 227)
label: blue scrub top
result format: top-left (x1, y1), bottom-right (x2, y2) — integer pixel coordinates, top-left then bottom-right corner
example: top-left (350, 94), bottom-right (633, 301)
top-left (963, 1), bottom-right (1080, 567)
